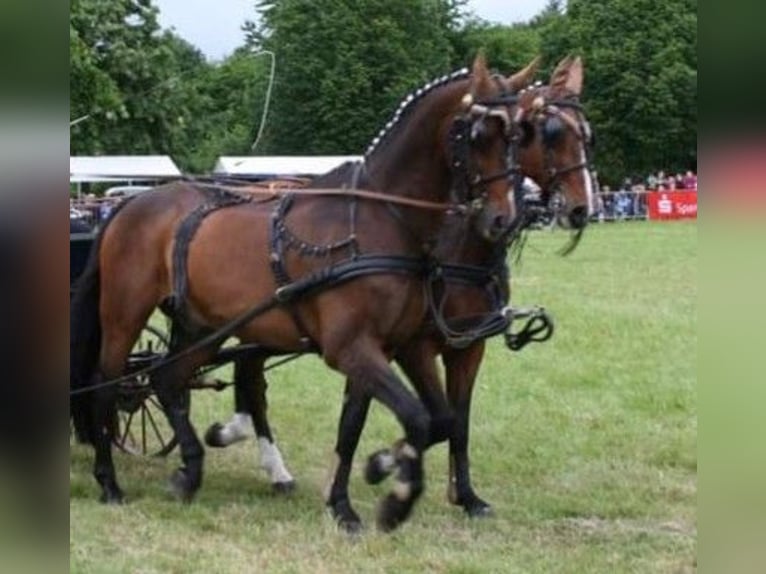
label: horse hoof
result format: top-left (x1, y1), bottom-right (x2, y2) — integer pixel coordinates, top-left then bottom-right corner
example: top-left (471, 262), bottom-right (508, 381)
top-left (328, 500), bottom-right (363, 534)
top-left (169, 468), bottom-right (196, 503)
top-left (272, 480), bottom-right (296, 495)
top-left (463, 497), bottom-right (493, 518)
top-left (376, 493), bottom-right (414, 533)
top-left (99, 489), bottom-right (124, 505)
top-left (204, 423), bottom-right (226, 448)
top-left (339, 517), bottom-right (364, 536)
top-left (364, 449), bottom-right (396, 485)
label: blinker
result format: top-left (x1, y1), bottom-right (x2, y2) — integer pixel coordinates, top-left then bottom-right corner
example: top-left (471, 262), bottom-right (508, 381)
top-left (470, 118), bottom-right (487, 142)
top-left (542, 116), bottom-right (565, 147)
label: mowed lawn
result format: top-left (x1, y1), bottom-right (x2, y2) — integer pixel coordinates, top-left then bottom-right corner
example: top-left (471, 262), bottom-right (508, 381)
top-left (70, 221), bottom-right (697, 573)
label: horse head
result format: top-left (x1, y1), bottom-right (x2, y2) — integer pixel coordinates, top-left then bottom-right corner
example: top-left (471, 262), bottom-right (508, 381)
top-left (365, 53), bottom-right (522, 243)
top-left (512, 56), bottom-right (595, 232)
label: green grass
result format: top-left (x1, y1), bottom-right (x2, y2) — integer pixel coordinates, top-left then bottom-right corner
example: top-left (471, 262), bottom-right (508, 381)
top-left (70, 221), bottom-right (697, 573)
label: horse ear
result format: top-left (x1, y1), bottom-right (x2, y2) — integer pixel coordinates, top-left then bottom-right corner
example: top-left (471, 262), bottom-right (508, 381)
top-left (470, 52), bottom-right (492, 95)
top-left (565, 56), bottom-right (584, 95)
top-left (549, 55), bottom-right (574, 92)
top-left (550, 55), bottom-right (583, 96)
top-left (506, 56), bottom-right (542, 92)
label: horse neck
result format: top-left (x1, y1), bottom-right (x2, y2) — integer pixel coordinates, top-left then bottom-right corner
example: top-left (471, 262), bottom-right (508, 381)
top-left (434, 215), bottom-right (503, 268)
top-left (364, 82), bottom-right (467, 241)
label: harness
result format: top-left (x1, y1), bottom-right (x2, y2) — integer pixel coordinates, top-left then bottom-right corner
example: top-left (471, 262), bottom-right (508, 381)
top-left (72, 81), bottom-right (565, 397)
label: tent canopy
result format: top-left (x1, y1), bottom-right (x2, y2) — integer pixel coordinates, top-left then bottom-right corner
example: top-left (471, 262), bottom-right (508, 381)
top-left (213, 155), bottom-right (362, 178)
top-left (70, 155), bottom-right (182, 183)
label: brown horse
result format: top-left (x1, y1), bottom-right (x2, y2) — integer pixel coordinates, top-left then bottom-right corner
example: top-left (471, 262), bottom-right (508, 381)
top-left (361, 54), bottom-right (595, 516)
top-left (206, 56), bottom-right (595, 527)
top-left (71, 54), bottom-right (523, 531)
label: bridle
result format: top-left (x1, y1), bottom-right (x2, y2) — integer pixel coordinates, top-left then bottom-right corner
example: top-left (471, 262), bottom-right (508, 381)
top-left (447, 93), bottom-right (516, 213)
top-left (522, 91), bottom-right (595, 202)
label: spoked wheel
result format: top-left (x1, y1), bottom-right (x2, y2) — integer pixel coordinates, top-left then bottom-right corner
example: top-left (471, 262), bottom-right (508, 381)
top-left (114, 324), bottom-right (188, 457)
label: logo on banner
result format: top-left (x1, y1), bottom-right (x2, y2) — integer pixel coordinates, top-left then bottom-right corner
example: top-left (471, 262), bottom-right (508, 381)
top-left (658, 193), bottom-right (673, 215)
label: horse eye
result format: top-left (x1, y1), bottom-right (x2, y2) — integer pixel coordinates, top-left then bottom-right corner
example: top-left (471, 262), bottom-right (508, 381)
top-left (542, 116), bottom-right (565, 146)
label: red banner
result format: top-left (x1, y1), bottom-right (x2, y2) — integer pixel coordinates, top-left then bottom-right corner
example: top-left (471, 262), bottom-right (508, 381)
top-left (646, 190), bottom-right (698, 220)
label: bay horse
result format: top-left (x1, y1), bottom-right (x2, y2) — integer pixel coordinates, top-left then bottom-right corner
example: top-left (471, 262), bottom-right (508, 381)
top-left (205, 56), bottom-right (595, 527)
top-left (71, 54), bottom-right (523, 531)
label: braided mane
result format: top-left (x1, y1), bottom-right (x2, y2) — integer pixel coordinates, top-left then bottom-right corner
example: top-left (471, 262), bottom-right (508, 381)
top-left (364, 68), bottom-right (470, 158)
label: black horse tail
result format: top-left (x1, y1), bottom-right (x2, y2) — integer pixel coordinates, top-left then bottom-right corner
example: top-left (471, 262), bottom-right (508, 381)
top-left (70, 200), bottom-right (131, 443)
top-left (70, 230), bottom-right (103, 444)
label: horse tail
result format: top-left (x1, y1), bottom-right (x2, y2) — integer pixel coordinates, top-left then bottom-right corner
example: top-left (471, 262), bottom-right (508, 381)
top-left (70, 200), bottom-right (131, 443)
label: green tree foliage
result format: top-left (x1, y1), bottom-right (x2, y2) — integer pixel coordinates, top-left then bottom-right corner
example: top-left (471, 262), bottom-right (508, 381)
top-left (450, 20), bottom-right (540, 74)
top-left (249, 0), bottom-right (459, 154)
top-left (538, 0), bottom-right (697, 183)
top-left (70, 0), bottom-right (267, 172)
top-left (70, 0), bottom-right (193, 156)
top-left (182, 50), bottom-right (274, 171)
top-left (69, 0), bottom-right (696, 183)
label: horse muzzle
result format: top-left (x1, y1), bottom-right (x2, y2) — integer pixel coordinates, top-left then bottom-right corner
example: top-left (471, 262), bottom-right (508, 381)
top-left (478, 210), bottom-right (512, 242)
top-left (557, 205), bottom-right (589, 230)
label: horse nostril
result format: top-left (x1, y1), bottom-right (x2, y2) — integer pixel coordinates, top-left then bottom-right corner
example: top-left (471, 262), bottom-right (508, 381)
top-left (492, 214), bottom-right (509, 232)
top-left (569, 206), bottom-right (588, 229)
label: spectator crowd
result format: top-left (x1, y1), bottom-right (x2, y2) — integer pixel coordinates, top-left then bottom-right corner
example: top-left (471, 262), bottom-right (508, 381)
top-left (592, 169), bottom-right (697, 221)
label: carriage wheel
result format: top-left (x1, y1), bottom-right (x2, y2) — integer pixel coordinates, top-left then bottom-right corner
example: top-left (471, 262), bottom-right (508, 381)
top-left (114, 324), bottom-right (188, 457)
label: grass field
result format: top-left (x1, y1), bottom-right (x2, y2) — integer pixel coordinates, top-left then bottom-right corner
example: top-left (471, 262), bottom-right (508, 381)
top-left (70, 221), bottom-right (697, 573)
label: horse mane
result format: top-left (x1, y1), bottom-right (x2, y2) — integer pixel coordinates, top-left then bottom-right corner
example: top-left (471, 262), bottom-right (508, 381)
top-left (364, 68), bottom-right (471, 158)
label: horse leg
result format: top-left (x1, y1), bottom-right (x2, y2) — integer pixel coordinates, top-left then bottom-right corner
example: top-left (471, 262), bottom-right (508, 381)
top-left (152, 326), bottom-right (217, 502)
top-left (204, 368), bottom-right (252, 447)
top-left (239, 356), bottom-right (296, 492)
top-left (444, 341), bottom-right (493, 517)
top-left (89, 382), bottom-right (123, 503)
top-left (333, 344), bottom-right (431, 532)
top-left (92, 311), bottom-right (157, 503)
top-left (365, 340), bottom-right (454, 484)
top-left (205, 356), bottom-right (295, 491)
top-left (325, 378), bottom-right (371, 533)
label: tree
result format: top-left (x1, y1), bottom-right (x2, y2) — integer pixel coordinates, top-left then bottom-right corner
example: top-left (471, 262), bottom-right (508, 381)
top-left (248, 0), bottom-right (459, 154)
top-left (69, 0), bottom-right (208, 167)
top-left (450, 19), bottom-right (540, 74)
top-left (538, 0), bottom-right (697, 183)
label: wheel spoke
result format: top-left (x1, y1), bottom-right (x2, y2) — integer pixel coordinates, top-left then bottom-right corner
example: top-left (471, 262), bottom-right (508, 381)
top-left (144, 402), bottom-right (167, 450)
top-left (120, 411), bottom-right (135, 446)
top-left (141, 405), bottom-right (147, 455)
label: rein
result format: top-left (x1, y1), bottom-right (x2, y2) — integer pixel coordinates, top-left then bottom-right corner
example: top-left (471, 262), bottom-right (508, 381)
top-left (188, 180), bottom-right (474, 216)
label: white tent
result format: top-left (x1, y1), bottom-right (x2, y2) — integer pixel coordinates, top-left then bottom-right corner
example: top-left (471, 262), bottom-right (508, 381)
top-left (70, 155), bottom-right (182, 183)
top-left (212, 156), bottom-right (362, 178)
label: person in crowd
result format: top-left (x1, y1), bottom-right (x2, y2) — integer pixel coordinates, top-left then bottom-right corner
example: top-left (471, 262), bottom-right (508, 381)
top-left (99, 200), bottom-right (113, 223)
top-left (675, 173), bottom-right (685, 190)
top-left (683, 170), bottom-right (698, 190)
top-left (657, 170), bottom-right (668, 190)
top-left (600, 185), bottom-right (614, 220)
top-left (632, 182), bottom-right (647, 218)
top-left (616, 178), bottom-right (633, 218)
top-left (646, 172), bottom-right (659, 190)
top-left (666, 174), bottom-right (676, 190)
